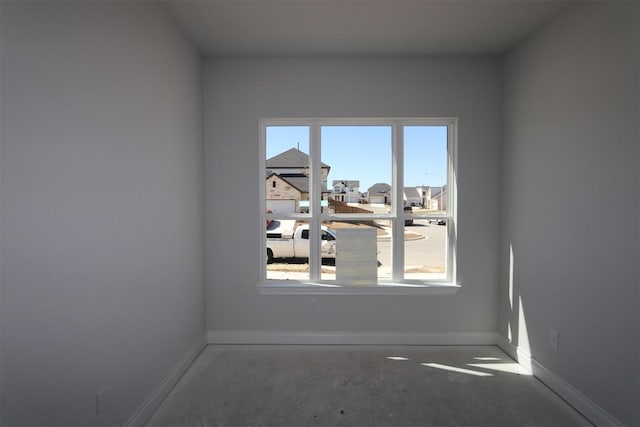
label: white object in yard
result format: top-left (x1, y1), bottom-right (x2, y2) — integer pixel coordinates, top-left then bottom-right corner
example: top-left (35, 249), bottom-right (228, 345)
top-left (336, 228), bottom-right (378, 285)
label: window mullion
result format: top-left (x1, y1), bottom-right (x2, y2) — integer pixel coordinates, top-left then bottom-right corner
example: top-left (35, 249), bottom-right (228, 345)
top-left (309, 122), bottom-right (321, 282)
top-left (392, 122), bottom-right (404, 282)
top-left (447, 120), bottom-right (457, 284)
top-left (259, 121), bottom-right (267, 282)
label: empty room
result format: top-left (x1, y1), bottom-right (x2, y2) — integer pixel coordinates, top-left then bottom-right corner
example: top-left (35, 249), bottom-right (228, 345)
top-left (0, 0), bottom-right (638, 426)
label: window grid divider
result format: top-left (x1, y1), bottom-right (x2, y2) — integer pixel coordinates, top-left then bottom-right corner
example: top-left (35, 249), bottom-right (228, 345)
top-left (392, 122), bottom-right (404, 282)
top-left (309, 123), bottom-right (322, 282)
top-left (259, 121), bottom-right (267, 282)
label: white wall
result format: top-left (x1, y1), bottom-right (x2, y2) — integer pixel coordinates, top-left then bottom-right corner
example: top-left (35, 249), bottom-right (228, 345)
top-left (204, 57), bottom-right (502, 335)
top-left (500, 2), bottom-right (639, 425)
top-left (0, 2), bottom-right (205, 425)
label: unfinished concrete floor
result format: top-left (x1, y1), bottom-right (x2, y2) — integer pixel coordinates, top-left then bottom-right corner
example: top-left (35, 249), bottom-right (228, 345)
top-left (146, 345), bottom-right (591, 426)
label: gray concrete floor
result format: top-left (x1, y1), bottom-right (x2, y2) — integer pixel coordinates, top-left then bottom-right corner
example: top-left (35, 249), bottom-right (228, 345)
top-left (146, 345), bottom-right (591, 427)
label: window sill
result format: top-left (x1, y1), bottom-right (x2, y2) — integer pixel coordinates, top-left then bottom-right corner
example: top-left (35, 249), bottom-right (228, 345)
top-left (256, 281), bottom-right (461, 295)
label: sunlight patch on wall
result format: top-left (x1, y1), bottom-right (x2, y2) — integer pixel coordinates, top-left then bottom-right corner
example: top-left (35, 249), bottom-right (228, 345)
top-left (508, 244), bottom-right (515, 342)
top-left (517, 295), bottom-right (532, 371)
top-left (506, 244), bottom-right (532, 372)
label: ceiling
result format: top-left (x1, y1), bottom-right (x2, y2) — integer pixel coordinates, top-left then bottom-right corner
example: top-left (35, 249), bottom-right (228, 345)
top-left (163, 0), bottom-right (570, 56)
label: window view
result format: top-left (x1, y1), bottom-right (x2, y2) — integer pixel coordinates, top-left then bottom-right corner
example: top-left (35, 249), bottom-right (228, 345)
top-left (266, 219), bottom-right (311, 281)
top-left (262, 119), bottom-right (455, 285)
top-left (320, 220), bottom-right (392, 283)
top-left (265, 126), bottom-right (310, 215)
top-left (322, 126), bottom-right (392, 215)
top-left (404, 126), bottom-right (448, 280)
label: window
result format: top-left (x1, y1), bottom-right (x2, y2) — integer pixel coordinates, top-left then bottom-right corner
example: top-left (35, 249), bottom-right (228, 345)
top-left (261, 118), bottom-right (457, 292)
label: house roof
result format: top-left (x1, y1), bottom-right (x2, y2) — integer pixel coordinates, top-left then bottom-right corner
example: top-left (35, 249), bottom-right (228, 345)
top-left (430, 185), bottom-right (447, 198)
top-left (403, 187), bottom-right (421, 198)
top-left (368, 182), bottom-right (391, 194)
top-left (332, 180), bottom-right (360, 188)
top-left (281, 174), bottom-right (312, 193)
top-left (267, 173), bottom-right (332, 195)
top-left (266, 148), bottom-right (330, 170)
top-left (268, 173), bottom-right (309, 193)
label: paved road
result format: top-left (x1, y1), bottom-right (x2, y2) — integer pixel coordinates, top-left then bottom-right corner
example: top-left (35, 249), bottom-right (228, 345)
top-left (378, 219), bottom-right (446, 265)
top-left (376, 219), bottom-right (446, 279)
top-left (267, 218), bottom-right (447, 281)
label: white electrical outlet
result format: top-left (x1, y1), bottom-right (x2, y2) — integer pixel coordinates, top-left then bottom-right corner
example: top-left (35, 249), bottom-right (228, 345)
top-left (549, 329), bottom-right (559, 349)
top-left (96, 387), bottom-right (107, 415)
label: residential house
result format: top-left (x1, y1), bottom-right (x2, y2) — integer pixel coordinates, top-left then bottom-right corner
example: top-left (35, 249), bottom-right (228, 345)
top-left (416, 185), bottom-right (430, 207)
top-left (266, 173), bottom-right (308, 213)
top-left (266, 148), bottom-right (331, 212)
top-left (403, 187), bottom-right (422, 207)
top-left (266, 148), bottom-right (330, 191)
top-left (429, 185), bottom-right (447, 211)
top-left (331, 180), bottom-right (360, 203)
top-left (367, 183), bottom-right (392, 205)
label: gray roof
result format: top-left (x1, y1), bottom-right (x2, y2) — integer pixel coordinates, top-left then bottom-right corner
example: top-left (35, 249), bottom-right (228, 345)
top-left (268, 173), bottom-right (309, 193)
top-left (368, 182), bottom-right (391, 194)
top-left (332, 180), bottom-right (360, 187)
top-left (281, 174), bottom-right (311, 193)
top-left (430, 185), bottom-right (447, 197)
top-left (266, 148), bottom-right (330, 169)
top-left (403, 187), bottom-right (421, 198)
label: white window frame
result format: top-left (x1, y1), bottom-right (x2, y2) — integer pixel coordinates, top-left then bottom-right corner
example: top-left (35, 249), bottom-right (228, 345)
top-left (259, 118), bottom-right (460, 295)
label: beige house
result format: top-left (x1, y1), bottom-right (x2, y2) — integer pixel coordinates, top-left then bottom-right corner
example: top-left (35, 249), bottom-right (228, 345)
top-left (265, 173), bottom-right (308, 213)
top-left (366, 182), bottom-right (391, 205)
top-left (266, 148), bottom-right (330, 213)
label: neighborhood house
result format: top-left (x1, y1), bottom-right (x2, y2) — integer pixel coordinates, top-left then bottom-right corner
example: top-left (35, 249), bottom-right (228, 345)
top-left (266, 148), bottom-right (446, 212)
top-left (330, 180), bottom-right (361, 203)
top-left (265, 148), bottom-right (330, 213)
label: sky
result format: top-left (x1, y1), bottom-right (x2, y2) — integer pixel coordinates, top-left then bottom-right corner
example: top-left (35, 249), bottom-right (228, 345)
top-left (266, 125), bottom-right (447, 192)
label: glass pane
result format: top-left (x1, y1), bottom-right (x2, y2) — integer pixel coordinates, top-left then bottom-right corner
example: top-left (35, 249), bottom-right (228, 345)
top-left (404, 219), bottom-right (447, 281)
top-left (321, 126), bottom-right (392, 215)
top-left (321, 220), bottom-right (392, 283)
top-left (265, 126), bottom-right (310, 214)
top-left (403, 126), bottom-right (448, 215)
top-left (266, 219), bottom-right (310, 281)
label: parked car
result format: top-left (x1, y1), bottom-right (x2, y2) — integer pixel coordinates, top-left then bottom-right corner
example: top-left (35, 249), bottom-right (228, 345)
top-left (404, 206), bottom-right (414, 226)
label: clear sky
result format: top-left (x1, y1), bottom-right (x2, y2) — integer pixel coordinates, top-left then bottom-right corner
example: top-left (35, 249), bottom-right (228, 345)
top-left (266, 125), bottom-right (447, 191)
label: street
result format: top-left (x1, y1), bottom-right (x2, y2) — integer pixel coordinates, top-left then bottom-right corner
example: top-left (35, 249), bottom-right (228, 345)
top-left (372, 219), bottom-right (446, 280)
top-left (378, 219), bottom-right (446, 271)
top-left (267, 219), bottom-right (447, 281)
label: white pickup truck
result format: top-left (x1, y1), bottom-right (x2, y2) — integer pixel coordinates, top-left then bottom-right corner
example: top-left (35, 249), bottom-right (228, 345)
top-left (266, 221), bottom-right (336, 263)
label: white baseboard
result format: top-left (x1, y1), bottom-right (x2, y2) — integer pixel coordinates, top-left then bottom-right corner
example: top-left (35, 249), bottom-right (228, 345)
top-left (124, 334), bottom-right (208, 427)
top-left (496, 335), bottom-right (623, 427)
top-left (207, 330), bottom-right (499, 345)
top-left (132, 331), bottom-right (623, 427)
